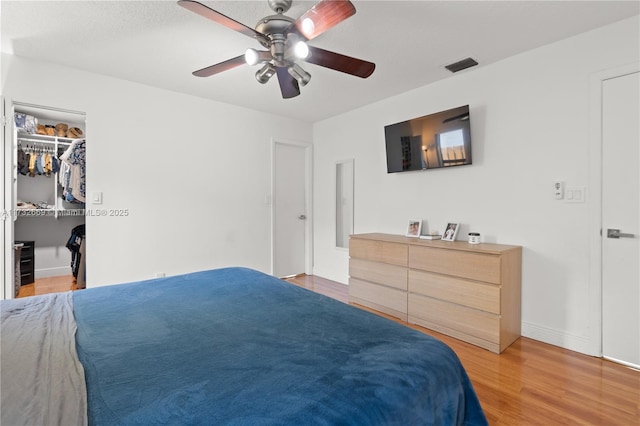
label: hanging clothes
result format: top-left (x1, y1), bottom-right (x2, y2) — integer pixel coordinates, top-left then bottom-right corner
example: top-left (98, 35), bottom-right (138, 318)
top-left (43, 153), bottom-right (52, 176)
top-left (28, 152), bottom-right (37, 177)
top-left (17, 148), bottom-right (28, 176)
top-left (51, 156), bottom-right (60, 174)
top-left (18, 144), bottom-right (57, 178)
top-left (59, 138), bottom-right (86, 204)
top-left (35, 154), bottom-right (45, 175)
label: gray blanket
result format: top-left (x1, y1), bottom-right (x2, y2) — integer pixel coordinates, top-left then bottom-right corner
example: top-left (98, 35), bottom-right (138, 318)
top-left (1, 292), bottom-right (87, 426)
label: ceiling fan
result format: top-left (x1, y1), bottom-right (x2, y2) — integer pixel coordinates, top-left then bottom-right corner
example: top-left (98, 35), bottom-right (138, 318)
top-left (177, 0), bottom-right (375, 99)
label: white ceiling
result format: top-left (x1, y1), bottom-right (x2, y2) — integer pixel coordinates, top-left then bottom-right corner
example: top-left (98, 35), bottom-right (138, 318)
top-left (2, 1), bottom-right (638, 122)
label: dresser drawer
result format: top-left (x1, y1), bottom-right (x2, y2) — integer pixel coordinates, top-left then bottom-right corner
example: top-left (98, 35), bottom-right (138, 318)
top-left (350, 238), bottom-right (407, 267)
top-left (408, 269), bottom-right (500, 314)
top-left (408, 293), bottom-right (500, 344)
top-left (350, 258), bottom-right (407, 290)
top-left (409, 245), bottom-right (501, 284)
top-left (349, 278), bottom-right (407, 317)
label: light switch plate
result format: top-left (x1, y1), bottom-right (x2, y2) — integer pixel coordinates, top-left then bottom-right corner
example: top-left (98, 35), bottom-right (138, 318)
top-left (565, 186), bottom-right (586, 203)
top-left (92, 191), bottom-right (103, 204)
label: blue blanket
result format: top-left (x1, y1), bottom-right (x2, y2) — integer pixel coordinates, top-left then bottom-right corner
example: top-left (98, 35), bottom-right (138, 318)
top-left (73, 267), bottom-right (487, 425)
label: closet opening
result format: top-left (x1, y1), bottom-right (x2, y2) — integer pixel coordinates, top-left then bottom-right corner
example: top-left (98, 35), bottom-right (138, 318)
top-left (8, 102), bottom-right (86, 299)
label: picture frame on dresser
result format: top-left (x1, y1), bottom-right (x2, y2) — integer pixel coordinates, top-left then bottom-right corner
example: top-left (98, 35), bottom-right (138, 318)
top-left (406, 220), bottom-right (422, 237)
top-left (442, 223), bottom-right (459, 241)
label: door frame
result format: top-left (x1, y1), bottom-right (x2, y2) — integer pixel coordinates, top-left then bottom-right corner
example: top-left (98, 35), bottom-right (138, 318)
top-left (588, 61), bottom-right (639, 357)
top-left (2, 97), bottom-right (11, 300)
top-left (270, 137), bottom-right (313, 276)
top-left (2, 100), bottom-right (87, 299)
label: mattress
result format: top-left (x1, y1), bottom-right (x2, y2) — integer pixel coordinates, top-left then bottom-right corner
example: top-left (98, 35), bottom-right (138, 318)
top-left (2, 267), bottom-right (487, 425)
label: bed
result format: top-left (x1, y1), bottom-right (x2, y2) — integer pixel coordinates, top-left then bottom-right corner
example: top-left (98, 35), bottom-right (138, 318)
top-left (1, 267), bottom-right (487, 425)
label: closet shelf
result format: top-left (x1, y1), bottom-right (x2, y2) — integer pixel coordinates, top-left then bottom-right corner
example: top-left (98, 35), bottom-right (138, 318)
top-left (17, 133), bottom-right (77, 146)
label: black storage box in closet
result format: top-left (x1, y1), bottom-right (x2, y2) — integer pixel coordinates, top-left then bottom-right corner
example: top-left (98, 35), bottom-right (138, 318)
top-left (15, 240), bottom-right (35, 285)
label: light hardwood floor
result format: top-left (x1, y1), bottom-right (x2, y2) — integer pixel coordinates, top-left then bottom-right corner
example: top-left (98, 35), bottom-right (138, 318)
top-left (16, 275), bottom-right (79, 298)
top-left (16, 273), bottom-right (640, 424)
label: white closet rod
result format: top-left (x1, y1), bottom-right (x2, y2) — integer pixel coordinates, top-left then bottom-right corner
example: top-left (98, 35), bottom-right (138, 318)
top-left (17, 137), bottom-right (72, 146)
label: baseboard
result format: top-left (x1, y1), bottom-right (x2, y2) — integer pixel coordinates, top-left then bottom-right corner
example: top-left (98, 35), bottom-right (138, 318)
top-left (310, 267), bottom-right (348, 285)
top-left (35, 267), bottom-right (71, 279)
top-left (522, 321), bottom-right (597, 356)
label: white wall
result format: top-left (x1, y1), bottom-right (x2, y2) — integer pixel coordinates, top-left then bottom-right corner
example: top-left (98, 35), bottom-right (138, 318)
top-left (312, 16), bottom-right (639, 355)
top-left (2, 54), bottom-right (312, 286)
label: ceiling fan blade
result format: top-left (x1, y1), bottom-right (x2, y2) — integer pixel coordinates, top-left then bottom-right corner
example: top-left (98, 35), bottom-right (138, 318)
top-left (305, 46), bottom-right (375, 78)
top-left (276, 67), bottom-right (301, 99)
top-left (288, 0), bottom-right (356, 41)
top-left (178, 0), bottom-right (269, 45)
top-left (193, 55), bottom-right (247, 77)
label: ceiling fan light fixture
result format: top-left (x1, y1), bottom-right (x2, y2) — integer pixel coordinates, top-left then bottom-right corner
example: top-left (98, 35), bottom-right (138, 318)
top-left (245, 48), bottom-right (272, 65)
top-left (180, 0), bottom-right (375, 99)
top-left (245, 48), bottom-right (259, 65)
top-left (284, 40), bottom-right (309, 61)
top-left (288, 63), bottom-right (311, 86)
top-left (293, 41), bottom-right (309, 59)
top-left (255, 63), bottom-right (276, 83)
top-left (301, 17), bottom-right (315, 37)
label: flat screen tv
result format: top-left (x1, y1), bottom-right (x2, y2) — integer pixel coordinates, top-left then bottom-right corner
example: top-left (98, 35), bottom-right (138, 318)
top-left (384, 105), bottom-right (471, 173)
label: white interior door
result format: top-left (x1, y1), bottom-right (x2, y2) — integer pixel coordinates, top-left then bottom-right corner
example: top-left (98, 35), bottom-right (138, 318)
top-left (602, 71), bottom-right (639, 368)
top-left (273, 141), bottom-right (310, 278)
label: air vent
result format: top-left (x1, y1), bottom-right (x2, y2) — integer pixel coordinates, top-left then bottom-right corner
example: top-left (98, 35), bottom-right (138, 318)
top-left (445, 57), bottom-right (479, 73)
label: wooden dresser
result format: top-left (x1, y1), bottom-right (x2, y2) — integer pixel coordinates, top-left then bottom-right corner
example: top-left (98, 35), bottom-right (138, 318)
top-left (349, 233), bottom-right (522, 353)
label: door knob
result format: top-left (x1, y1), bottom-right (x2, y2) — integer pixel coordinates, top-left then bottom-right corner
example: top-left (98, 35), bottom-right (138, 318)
top-left (298, 214), bottom-right (307, 220)
top-left (607, 228), bottom-right (635, 239)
